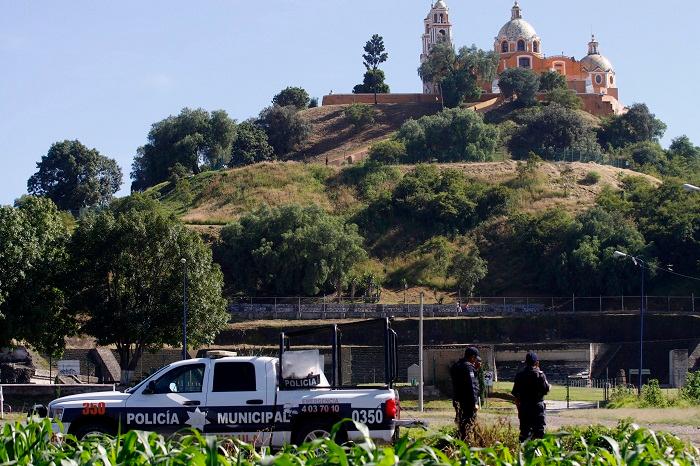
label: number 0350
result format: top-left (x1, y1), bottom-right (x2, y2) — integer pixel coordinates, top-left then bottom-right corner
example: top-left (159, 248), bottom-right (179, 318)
top-left (351, 409), bottom-right (383, 424)
top-left (81, 402), bottom-right (106, 415)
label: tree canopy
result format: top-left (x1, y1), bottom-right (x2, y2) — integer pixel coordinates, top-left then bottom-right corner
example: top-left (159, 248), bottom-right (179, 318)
top-left (538, 70), bottom-right (567, 92)
top-left (419, 43), bottom-right (497, 108)
top-left (354, 34), bottom-right (389, 103)
top-left (230, 121), bottom-right (275, 167)
top-left (598, 103), bottom-right (667, 149)
top-left (498, 68), bottom-right (540, 106)
top-left (70, 204), bottom-right (228, 370)
top-left (131, 108), bottom-right (236, 191)
top-left (218, 205), bottom-right (367, 296)
top-left (272, 87), bottom-right (310, 110)
top-left (0, 196), bottom-right (75, 356)
top-left (28, 140), bottom-right (122, 213)
top-left (508, 104), bottom-right (602, 161)
top-left (396, 108), bottom-right (499, 163)
top-left (257, 105), bottom-right (311, 156)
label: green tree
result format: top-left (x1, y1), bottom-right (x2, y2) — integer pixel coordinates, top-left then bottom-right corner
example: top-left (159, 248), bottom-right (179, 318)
top-left (352, 69), bottom-right (390, 95)
top-left (272, 87), bottom-right (310, 110)
top-left (539, 70), bottom-right (567, 92)
top-left (131, 108), bottom-right (236, 191)
top-left (218, 205), bottom-right (367, 296)
top-left (257, 105), bottom-right (311, 155)
top-left (28, 140), bottom-right (122, 213)
top-left (449, 241), bottom-right (487, 296)
top-left (70, 204), bottom-right (228, 371)
top-left (498, 68), bottom-right (540, 106)
top-left (508, 104), bottom-right (602, 161)
top-left (0, 197), bottom-right (75, 357)
top-left (419, 44), bottom-right (497, 108)
top-left (669, 135), bottom-right (700, 160)
top-left (358, 34), bottom-right (389, 105)
top-left (598, 103), bottom-right (667, 149)
top-left (622, 141), bottom-right (668, 172)
top-left (229, 121), bottom-right (274, 167)
top-left (545, 87), bottom-right (582, 110)
top-left (368, 139), bottom-right (406, 165)
top-left (396, 108), bottom-right (499, 163)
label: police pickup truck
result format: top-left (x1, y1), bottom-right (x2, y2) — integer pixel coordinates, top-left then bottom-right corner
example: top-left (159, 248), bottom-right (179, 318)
top-left (48, 319), bottom-right (412, 445)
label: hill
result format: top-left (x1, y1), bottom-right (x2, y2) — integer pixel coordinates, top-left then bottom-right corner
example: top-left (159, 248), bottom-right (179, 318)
top-left (149, 160), bottom-right (659, 227)
top-left (291, 103), bottom-right (440, 165)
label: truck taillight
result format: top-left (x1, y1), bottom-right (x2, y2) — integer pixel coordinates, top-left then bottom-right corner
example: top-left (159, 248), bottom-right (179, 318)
top-left (385, 398), bottom-right (397, 419)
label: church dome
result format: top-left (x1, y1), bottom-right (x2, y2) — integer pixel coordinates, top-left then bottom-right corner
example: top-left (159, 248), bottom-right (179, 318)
top-left (434, 0), bottom-right (447, 8)
top-left (581, 54), bottom-right (614, 73)
top-left (581, 36), bottom-right (614, 72)
top-left (498, 18), bottom-right (538, 42)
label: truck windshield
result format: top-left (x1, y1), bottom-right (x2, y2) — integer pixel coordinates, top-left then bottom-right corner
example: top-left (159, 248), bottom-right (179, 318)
top-left (125, 364), bottom-right (172, 393)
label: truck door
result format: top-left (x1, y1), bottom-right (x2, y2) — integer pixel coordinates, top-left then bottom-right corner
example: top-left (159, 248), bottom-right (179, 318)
top-left (125, 362), bottom-right (209, 433)
top-left (205, 360), bottom-right (270, 443)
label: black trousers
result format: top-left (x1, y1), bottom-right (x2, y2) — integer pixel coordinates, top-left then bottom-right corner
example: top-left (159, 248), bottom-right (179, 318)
top-left (518, 402), bottom-right (546, 442)
top-left (453, 400), bottom-right (476, 440)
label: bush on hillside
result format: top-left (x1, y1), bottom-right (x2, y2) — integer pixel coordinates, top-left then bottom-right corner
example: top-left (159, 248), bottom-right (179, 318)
top-left (498, 68), bottom-right (540, 106)
top-left (229, 121), bottom-right (275, 167)
top-left (545, 87), bottom-right (582, 110)
top-left (272, 86), bottom-right (310, 110)
top-left (682, 371), bottom-right (700, 403)
top-left (582, 171), bottom-right (601, 185)
top-left (508, 103), bottom-right (603, 162)
top-left (257, 105), bottom-right (311, 155)
top-left (598, 103), bottom-right (667, 149)
top-left (391, 165), bottom-right (512, 234)
top-left (218, 204), bottom-right (366, 296)
top-left (339, 160), bottom-right (403, 202)
top-left (368, 139), bottom-right (406, 164)
top-left (344, 103), bottom-right (376, 129)
top-left (396, 108), bottom-right (499, 163)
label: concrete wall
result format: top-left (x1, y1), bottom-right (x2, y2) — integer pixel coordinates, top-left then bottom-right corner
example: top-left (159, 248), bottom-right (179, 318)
top-left (322, 94), bottom-right (441, 106)
top-left (1, 384), bottom-right (115, 410)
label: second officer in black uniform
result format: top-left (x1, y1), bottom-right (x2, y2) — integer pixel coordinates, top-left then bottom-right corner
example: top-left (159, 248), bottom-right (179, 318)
top-left (512, 352), bottom-right (551, 442)
top-left (449, 347), bottom-right (480, 440)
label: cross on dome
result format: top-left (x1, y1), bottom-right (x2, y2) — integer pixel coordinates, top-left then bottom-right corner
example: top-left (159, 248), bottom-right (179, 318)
top-left (511, 1), bottom-right (522, 20)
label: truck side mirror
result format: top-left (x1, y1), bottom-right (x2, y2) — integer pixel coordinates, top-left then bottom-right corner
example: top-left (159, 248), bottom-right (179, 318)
top-left (144, 380), bottom-right (157, 394)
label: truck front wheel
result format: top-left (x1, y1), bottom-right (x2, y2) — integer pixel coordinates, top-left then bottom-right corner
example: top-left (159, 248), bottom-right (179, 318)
top-left (73, 421), bottom-right (116, 439)
top-left (293, 420), bottom-right (347, 445)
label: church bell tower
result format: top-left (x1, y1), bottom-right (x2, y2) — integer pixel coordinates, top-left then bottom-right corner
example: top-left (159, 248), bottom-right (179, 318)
top-left (420, 0), bottom-right (453, 94)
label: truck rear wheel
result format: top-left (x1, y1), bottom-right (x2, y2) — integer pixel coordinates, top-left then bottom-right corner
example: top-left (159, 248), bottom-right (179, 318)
top-left (293, 420), bottom-right (347, 445)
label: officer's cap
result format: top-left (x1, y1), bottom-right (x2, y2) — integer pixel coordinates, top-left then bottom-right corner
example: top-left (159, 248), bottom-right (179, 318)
top-left (465, 347), bottom-right (480, 358)
top-left (525, 351), bottom-right (539, 366)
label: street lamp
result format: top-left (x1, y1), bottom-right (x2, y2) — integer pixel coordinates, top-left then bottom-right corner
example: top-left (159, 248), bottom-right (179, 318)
top-left (683, 184), bottom-right (700, 193)
top-left (181, 258), bottom-right (189, 361)
top-left (613, 251), bottom-right (645, 395)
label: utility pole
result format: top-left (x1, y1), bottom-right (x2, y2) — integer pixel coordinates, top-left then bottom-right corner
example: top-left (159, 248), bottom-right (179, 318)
top-left (419, 292), bottom-right (424, 413)
top-left (181, 258), bottom-right (189, 361)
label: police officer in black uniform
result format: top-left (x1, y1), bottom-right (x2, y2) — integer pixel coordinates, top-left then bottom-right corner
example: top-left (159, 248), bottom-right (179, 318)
top-left (512, 352), bottom-right (551, 442)
top-left (449, 347), bottom-right (480, 440)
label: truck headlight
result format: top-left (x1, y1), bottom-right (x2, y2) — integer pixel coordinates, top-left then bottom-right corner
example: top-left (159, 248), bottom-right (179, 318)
top-left (50, 407), bottom-right (64, 421)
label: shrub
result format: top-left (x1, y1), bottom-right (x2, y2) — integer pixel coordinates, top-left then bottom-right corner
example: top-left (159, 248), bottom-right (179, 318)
top-left (508, 103), bottom-right (603, 162)
top-left (498, 68), bottom-right (540, 106)
top-left (272, 86), bottom-right (310, 109)
top-left (396, 108), bottom-right (499, 163)
top-left (640, 379), bottom-right (670, 408)
top-left (368, 139), bottom-right (406, 164)
top-left (257, 105), bottom-right (311, 155)
top-left (344, 103), bottom-right (376, 129)
top-left (582, 171), bottom-right (601, 185)
top-left (682, 371), bottom-right (700, 403)
top-left (545, 87), bottom-right (582, 110)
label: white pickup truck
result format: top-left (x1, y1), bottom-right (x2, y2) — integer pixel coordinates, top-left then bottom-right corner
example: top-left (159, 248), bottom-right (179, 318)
top-left (48, 319), bottom-right (413, 445)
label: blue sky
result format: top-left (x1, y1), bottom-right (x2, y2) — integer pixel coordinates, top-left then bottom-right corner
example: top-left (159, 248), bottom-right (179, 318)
top-left (0, 0), bottom-right (696, 204)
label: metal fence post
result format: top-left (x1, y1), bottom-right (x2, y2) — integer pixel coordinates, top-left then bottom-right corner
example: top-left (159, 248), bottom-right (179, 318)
top-left (599, 296), bottom-right (602, 312)
top-left (622, 295), bottom-right (624, 311)
top-left (572, 295), bottom-right (575, 313)
top-left (693, 294), bottom-right (696, 313)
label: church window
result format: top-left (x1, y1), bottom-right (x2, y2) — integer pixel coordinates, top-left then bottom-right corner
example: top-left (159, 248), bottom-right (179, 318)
top-left (518, 57), bottom-right (531, 69)
top-left (533, 41), bottom-right (539, 53)
top-left (501, 41), bottom-right (508, 53)
top-left (439, 14), bottom-right (443, 23)
top-left (439, 30), bottom-right (446, 36)
top-left (610, 76), bottom-right (614, 85)
top-left (554, 62), bottom-right (565, 74)
top-left (517, 40), bottom-right (526, 51)
top-left (434, 14), bottom-right (438, 23)
top-left (595, 74), bottom-right (603, 85)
